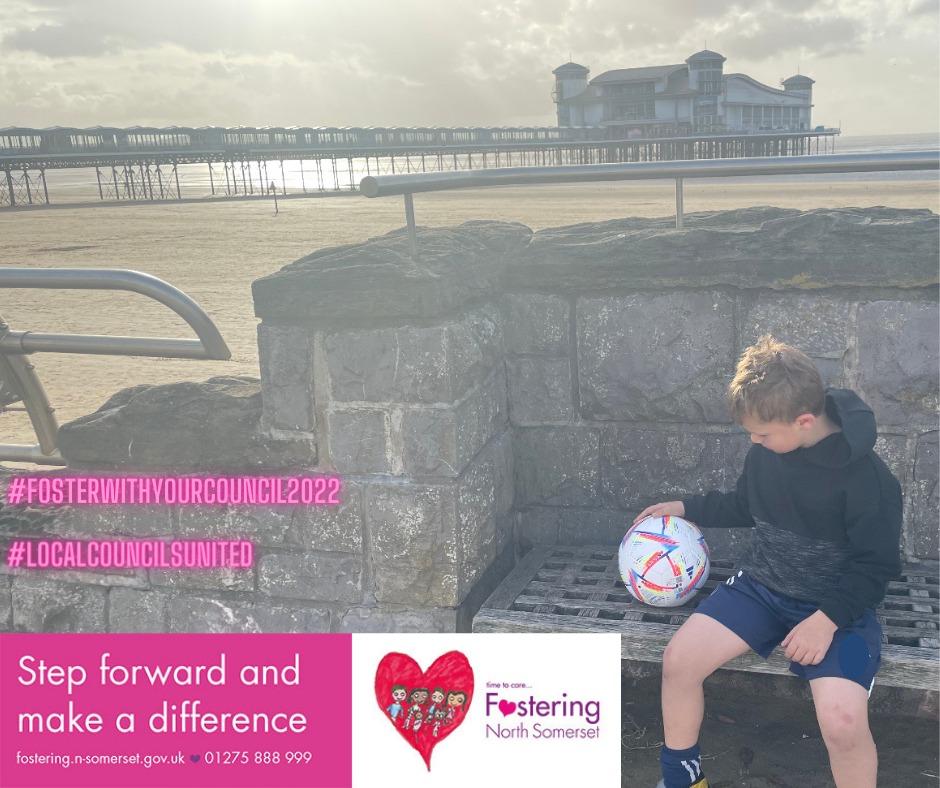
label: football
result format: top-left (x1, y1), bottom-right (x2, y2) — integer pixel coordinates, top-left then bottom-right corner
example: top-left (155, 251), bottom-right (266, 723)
top-left (618, 515), bottom-right (710, 607)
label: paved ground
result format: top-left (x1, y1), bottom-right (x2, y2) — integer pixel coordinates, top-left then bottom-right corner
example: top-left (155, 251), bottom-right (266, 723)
top-left (620, 669), bottom-right (939, 788)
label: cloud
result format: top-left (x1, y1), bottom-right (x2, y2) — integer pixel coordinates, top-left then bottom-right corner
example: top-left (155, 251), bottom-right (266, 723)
top-left (0, 0), bottom-right (935, 132)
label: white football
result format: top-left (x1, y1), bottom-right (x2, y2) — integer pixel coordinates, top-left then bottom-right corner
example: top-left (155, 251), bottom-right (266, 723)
top-left (618, 515), bottom-right (710, 607)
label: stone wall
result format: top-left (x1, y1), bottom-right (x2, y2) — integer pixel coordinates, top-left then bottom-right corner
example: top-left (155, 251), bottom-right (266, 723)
top-left (1, 207), bottom-right (936, 634)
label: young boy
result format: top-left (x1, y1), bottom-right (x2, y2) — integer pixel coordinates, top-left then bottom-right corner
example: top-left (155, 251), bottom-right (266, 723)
top-left (635, 335), bottom-right (902, 788)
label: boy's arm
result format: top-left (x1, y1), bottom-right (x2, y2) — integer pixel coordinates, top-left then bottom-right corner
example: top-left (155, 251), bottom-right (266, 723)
top-left (681, 449), bottom-right (755, 529)
top-left (816, 470), bottom-right (903, 628)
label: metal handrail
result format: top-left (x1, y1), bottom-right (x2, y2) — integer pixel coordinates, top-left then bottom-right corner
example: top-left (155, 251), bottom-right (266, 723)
top-left (359, 151), bottom-right (940, 252)
top-left (0, 268), bottom-right (231, 465)
top-left (0, 268), bottom-right (231, 359)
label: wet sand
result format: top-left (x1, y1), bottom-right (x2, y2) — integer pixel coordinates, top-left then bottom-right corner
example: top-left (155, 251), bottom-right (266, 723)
top-left (0, 177), bottom-right (937, 445)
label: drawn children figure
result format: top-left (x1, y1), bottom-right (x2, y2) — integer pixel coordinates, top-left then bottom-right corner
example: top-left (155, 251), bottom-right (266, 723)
top-left (411, 708), bottom-right (424, 733)
top-left (385, 685), bottom-right (407, 725)
top-left (404, 688), bottom-right (429, 730)
top-left (432, 708), bottom-right (447, 737)
top-left (444, 690), bottom-right (467, 726)
top-left (427, 688), bottom-right (445, 717)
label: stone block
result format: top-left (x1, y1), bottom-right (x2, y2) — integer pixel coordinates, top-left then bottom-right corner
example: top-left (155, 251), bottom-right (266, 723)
top-left (517, 508), bottom-right (626, 547)
top-left (447, 303), bottom-right (504, 399)
top-left (601, 427), bottom-right (750, 510)
top-left (258, 324), bottom-right (316, 432)
top-left (167, 596), bottom-right (331, 633)
top-left (517, 507), bottom-right (559, 545)
top-left (907, 432), bottom-right (938, 560)
top-left (506, 208), bottom-right (938, 292)
top-left (367, 484), bottom-right (457, 565)
top-left (325, 304), bottom-right (502, 405)
top-left (492, 429), bottom-right (515, 518)
top-left (258, 552), bottom-right (361, 603)
top-left (149, 566), bottom-right (254, 593)
top-left (455, 442), bottom-right (508, 595)
top-left (326, 325), bottom-right (449, 403)
top-left (290, 482), bottom-right (363, 554)
top-left (874, 434), bottom-right (909, 483)
top-left (738, 294), bottom-right (853, 359)
top-left (0, 578), bottom-right (11, 631)
top-left (109, 588), bottom-right (166, 632)
top-left (372, 562), bottom-right (459, 607)
top-left (401, 367), bottom-right (507, 477)
top-left (328, 409), bottom-right (390, 473)
top-left (177, 505), bottom-right (300, 550)
top-left (44, 505), bottom-right (173, 539)
top-left (338, 606), bottom-right (458, 633)
top-left (58, 376), bottom-right (308, 470)
top-left (515, 427), bottom-right (600, 507)
top-left (857, 301), bottom-right (939, 426)
top-left (11, 577), bottom-right (106, 632)
top-left (253, 222), bottom-right (529, 325)
top-left (365, 481), bottom-right (466, 606)
top-left (577, 292), bottom-right (735, 422)
top-left (503, 293), bottom-right (570, 355)
top-left (507, 357), bottom-right (573, 424)
top-left (176, 507), bottom-right (258, 540)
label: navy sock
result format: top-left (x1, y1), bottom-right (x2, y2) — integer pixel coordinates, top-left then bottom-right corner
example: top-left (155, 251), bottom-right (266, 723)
top-left (660, 743), bottom-right (704, 788)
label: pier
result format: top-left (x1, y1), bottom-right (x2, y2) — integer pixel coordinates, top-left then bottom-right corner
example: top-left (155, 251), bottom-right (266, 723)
top-left (0, 125), bottom-right (839, 208)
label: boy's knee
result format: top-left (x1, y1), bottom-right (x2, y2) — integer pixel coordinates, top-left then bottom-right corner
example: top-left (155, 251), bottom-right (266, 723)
top-left (816, 704), bottom-right (870, 752)
top-left (662, 640), bottom-right (699, 684)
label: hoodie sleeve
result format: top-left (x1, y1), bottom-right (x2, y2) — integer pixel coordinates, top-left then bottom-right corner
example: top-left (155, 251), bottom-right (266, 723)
top-left (817, 463), bottom-right (903, 628)
top-left (682, 448), bottom-right (756, 529)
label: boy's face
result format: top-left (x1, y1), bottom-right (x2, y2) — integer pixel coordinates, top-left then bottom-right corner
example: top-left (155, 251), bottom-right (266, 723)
top-left (740, 413), bottom-right (809, 453)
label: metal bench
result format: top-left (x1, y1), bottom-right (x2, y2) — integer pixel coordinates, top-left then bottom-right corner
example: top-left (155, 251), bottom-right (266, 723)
top-left (473, 544), bottom-right (940, 691)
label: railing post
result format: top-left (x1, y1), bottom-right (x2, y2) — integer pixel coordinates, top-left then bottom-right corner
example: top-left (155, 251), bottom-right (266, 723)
top-left (404, 192), bottom-right (417, 257)
top-left (675, 176), bottom-right (684, 229)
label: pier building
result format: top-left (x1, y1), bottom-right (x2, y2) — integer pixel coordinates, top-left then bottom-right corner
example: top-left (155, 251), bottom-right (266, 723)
top-left (554, 50), bottom-right (815, 138)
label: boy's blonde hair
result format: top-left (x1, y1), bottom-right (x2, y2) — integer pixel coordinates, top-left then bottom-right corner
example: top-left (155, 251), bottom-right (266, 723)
top-left (728, 335), bottom-right (825, 423)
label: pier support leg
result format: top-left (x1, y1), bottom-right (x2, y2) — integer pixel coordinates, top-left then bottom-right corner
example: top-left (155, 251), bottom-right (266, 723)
top-left (4, 169), bottom-right (14, 208)
top-left (403, 192), bottom-right (417, 258)
top-left (675, 177), bottom-right (684, 230)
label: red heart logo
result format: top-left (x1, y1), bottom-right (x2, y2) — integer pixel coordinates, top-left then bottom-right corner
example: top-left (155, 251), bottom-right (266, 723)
top-left (498, 699), bottom-right (516, 716)
top-left (374, 651), bottom-right (474, 770)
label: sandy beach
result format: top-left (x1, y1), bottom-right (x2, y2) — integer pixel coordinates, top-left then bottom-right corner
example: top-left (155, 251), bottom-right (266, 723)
top-left (1, 176), bottom-right (937, 448)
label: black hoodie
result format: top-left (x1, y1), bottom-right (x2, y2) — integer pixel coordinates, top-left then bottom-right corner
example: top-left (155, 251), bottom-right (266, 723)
top-left (683, 388), bottom-right (903, 628)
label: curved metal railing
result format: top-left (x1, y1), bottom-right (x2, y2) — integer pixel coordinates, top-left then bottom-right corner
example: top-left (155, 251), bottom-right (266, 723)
top-left (359, 150), bottom-right (940, 253)
top-left (0, 269), bottom-right (230, 465)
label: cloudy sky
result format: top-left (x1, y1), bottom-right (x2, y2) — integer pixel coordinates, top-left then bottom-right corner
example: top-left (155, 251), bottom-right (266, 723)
top-left (1, 0), bottom-right (937, 134)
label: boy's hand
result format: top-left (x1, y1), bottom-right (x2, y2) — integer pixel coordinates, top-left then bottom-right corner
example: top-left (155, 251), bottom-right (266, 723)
top-left (632, 501), bottom-right (685, 525)
top-left (781, 610), bottom-right (838, 665)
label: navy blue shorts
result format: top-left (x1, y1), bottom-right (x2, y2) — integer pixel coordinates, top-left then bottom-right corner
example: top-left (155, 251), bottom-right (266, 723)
top-left (694, 569), bottom-right (882, 693)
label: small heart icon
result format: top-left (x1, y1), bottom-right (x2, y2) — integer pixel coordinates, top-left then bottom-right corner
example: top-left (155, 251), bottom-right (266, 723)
top-left (498, 699), bottom-right (517, 716)
top-left (375, 651), bottom-right (474, 771)
top-left (189, 754), bottom-right (200, 763)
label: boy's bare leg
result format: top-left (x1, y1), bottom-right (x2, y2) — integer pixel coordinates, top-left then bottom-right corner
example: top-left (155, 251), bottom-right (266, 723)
top-left (662, 612), bottom-right (752, 748)
top-left (810, 677), bottom-right (877, 788)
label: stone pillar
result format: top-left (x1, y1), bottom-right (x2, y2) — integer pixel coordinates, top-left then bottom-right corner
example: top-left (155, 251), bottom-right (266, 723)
top-left (252, 223), bottom-right (529, 630)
